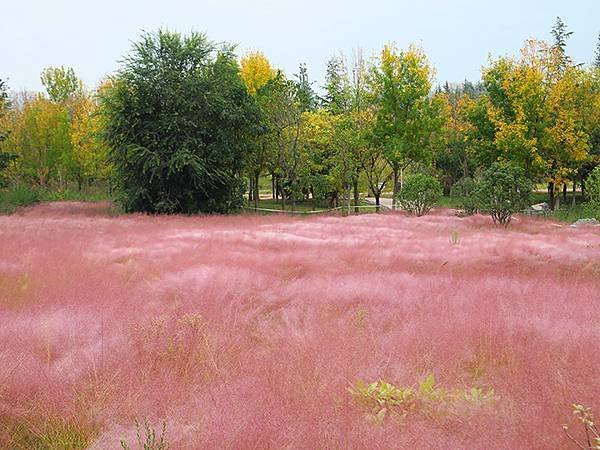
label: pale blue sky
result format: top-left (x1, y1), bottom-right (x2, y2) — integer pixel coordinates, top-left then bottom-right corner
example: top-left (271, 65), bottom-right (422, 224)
top-left (2, 0), bottom-right (599, 93)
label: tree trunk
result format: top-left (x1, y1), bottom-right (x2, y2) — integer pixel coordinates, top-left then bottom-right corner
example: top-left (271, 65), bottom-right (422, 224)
top-left (392, 165), bottom-right (399, 210)
top-left (571, 181), bottom-right (576, 208)
top-left (374, 192), bottom-right (380, 212)
top-left (272, 175), bottom-right (276, 199)
top-left (400, 165), bottom-right (404, 191)
top-left (353, 178), bottom-right (359, 213)
top-left (562, 183), bottom-right (567, 204)
top-left (345, 182), bottom-right (351, 216)
top-left (248, 177), bottom-right (253, 202)
top-left (548, 181), bottom-right (555, 211)
top-left (254, 172), bottom-right (259, 209)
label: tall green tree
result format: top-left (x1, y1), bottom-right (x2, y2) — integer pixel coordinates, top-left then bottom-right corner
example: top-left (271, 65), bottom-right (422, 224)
top-left (100, 30), bottom-right (259, 214)
top-left (41, 66), bottom-right (82, 103)
top-left (259, 72), bottom-right (306, 210)
top-left (240, 52), bottom-right (277, 207)
top-left (0, 78), bottom-right (16, 185)
top-left (370, 43), bottom-right (443, 207)
top-left (323, 53), bottom-right (363, 211)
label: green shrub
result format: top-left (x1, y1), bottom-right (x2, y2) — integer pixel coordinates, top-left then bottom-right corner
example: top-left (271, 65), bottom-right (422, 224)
top-left (348, 374), bottom-right (496, 424)
top-left (397, 174), bottom-right (442, 217)
top-left (474, 162), bottom-right (532, 226)
top-left (120, 417), bottom-right (169, 450)
top-left (0, 152), bottom-right (17, 188)
top-left (0, 185), bottom-right (41, 213)
top-left (450, 177), bottom-right (478, 215)
top-left (583, 166), bottom-right (600, 219)
top-left (0, 415), bottom-right (97, 449)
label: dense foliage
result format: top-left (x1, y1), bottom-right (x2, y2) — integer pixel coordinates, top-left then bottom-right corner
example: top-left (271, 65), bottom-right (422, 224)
top-left (474, 162), bottom-right (532, 225)
top-left (583, 165), bottom-right (600, 217)
top-left (396, 173), bottom-right (442, 216)
top-left (450, 176), bottom-right (478, 215)
top-left (100, 31), bottom-right (259, 214)
top-left (0, 78), bottom-right (15, 186)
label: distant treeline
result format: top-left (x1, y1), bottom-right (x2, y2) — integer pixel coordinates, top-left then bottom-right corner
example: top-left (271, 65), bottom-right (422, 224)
top-left (1, 17), bottom-right (599, 213)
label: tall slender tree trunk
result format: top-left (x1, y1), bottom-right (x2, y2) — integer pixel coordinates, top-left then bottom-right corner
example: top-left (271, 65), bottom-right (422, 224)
top-left (353, 178), bottom-right (359, 214)
top-left (254, 172), bottom-right (259, 209)
top-left (400, 165), bottom-right (404, 191)
top-left (571, 181), bottom-right (577, 208)
top-left (272, 175), bottom-right (276, 199)
top-left (345, 182), bottom-right (351, 216)
top-left (392, 164), bottom-right (399, 210)
top-left (548, 181), bottom-right (555, 211)
top-left (562, 183), bottom-right (567, 204)
top-left (291, 179), bottom-right (296, 212)
top-left (248, 177), bottom-right (253, 202)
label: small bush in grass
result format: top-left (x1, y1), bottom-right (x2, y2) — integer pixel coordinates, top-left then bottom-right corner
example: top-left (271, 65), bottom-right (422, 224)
top-left (348, 374), bottom-right (496, 424)
top-left (120, 417), bottom-right (169, 450)
top-left (474, 162), bottom-right (532, 226)
top-left (0, 415), bottom-right (98, 449)
top-left (0, 185), bottom-right (40, 213)
top-left (451, 177), bottom-right (478, 215)
top-left (583, 166), bottom-right (600, 219)
top-left (397, 174), bottom-right (442, 216)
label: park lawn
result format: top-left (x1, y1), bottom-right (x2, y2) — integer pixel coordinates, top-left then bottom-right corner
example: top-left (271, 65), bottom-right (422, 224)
top-left (244, 198), bottom-right (380, 214)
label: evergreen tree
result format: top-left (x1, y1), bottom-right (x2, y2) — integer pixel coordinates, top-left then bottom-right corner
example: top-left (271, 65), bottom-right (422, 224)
top-left (100, 30), bottom-right (260, 214)
top-left (551, 16), bottom-right (573, 71)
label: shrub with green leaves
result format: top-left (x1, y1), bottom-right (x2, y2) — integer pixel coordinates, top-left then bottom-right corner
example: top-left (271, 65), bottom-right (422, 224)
top-left (120, 417), bottom-right (169, 450)
top-left (100, 30), bottom-right (259, 214)
top-left (451, 176), bottom-right (478, 215)
top-left (348, 374), bottom-right (496, 424)
top-left (583, 166), bottom-right (600, 219)
top-left (474, 161), bottom-right (532, 226)
top-left (397, 173), bottom-right (442, 216)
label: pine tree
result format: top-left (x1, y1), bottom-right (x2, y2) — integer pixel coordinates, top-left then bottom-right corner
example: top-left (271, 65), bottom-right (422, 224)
top-left (295, 63), bottom-right (316, 112)
top-left (551, 16), bottom-right (573, 71)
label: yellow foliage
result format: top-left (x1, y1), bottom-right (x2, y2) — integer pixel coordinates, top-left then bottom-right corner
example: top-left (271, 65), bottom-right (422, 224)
top-left (240, 51), bottom-right (276, 96)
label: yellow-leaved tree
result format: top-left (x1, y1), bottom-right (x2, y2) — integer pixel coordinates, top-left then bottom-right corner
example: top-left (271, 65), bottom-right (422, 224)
top-left (239, 52), bottom-right (277, 206)
top-left (240, 51), bottom-right (277, 96)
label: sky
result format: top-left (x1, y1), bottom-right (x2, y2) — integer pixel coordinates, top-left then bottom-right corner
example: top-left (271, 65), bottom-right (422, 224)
top-left (2, 0), bottom-right (600, 93)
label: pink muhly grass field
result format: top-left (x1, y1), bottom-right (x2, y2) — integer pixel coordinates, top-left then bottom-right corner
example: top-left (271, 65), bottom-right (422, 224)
top-left (0, 201), bottom-right (599, 449)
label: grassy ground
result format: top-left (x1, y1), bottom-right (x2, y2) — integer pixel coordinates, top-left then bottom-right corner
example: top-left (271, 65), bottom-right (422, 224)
top-left (243, 198), bottom-right (380, 214)
top-left (0, 185), bottom-right (111, 214)
top-left (2, 183), bottom-right (595, 223)
top-left (445, 191), bottom-right (597, 224)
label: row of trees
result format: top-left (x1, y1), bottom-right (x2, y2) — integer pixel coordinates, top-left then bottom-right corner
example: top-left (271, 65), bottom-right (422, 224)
top-left (1, 18), bottom-right (599, 215)
top-left (239, 19), bottom-right (600, 214)
top-left (0, 68), bottom-right (109, 191)
top-left (240, 43), bottom-right (446, 212)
